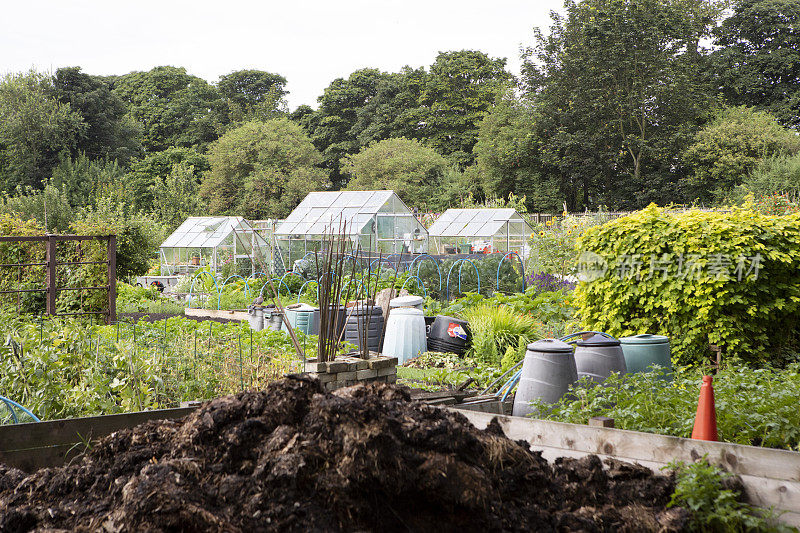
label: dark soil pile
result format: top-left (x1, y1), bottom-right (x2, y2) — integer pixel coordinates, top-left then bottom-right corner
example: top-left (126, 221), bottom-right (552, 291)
top-left (0, 377), bottom-right (689, 532)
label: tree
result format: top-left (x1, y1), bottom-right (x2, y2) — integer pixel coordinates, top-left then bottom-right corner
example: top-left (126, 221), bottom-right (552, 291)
top-left (349, 67), bottom-right (427, 147)
top-left (713, 0), bottom-right (800, 128)
top-left (522, 0), bottom-right (722, 209)
top-left (0, 71), bottom-right (85, 191)
top-left (50, 153), bottom-right (126, 209)
top-left (302, 69), bottom-right (391, 188)
top-left (123, 147), bottom-right (210, 210)
top-left (112, 66), bottom-right (223, 152)
top-left (683, 106), bottom-right (800, 200)
top-left (289, 105), bottom-right (314, 124)
top-left (200, 118), bottom-right (329, 219)
top-left (218, 69), bottom-right (288, 123)
top-left (150, 162), bottom-right (205, 228)
top-left (0, 184), bottom-right (74, 233)
top-left (471, 89), bottom-right (561, 211)
top-left (341, 137), bottom-right (449, 210)
top-left (416, 51), bottom-right (512, 168)
top-left (53, 67), bottom-right (143, 164)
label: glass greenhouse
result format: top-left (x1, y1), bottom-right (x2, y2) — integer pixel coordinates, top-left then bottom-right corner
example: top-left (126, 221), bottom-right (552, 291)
top-left (159, 217), bottom-right (270, 276)
top-left (274, 190), bottom-right (428, 266)
top-left (427, 209), bottom-right (532, 257)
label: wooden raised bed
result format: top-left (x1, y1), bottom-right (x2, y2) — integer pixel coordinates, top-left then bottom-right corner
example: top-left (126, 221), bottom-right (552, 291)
top-left (453, 409), bottom-right (800, 527)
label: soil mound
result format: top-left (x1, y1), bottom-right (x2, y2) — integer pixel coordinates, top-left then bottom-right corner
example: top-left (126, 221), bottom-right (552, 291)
top-left (0, 376), bottom-right (689, 532)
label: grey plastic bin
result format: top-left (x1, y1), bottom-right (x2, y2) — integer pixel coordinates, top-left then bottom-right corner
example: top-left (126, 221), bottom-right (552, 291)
top-left (513, 339), bottom-right (577, 418)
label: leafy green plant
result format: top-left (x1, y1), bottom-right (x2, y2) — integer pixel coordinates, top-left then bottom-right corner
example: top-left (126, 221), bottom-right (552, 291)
top-left (526, 211), bottom-right (618, 276)
top-left (533, 361), bottom-right (800, 450)
top-left (397, 351), bottom-right (503, 391)
top-left (576, 205), bottom-right (800, 366)
top-left (0, 315), bottom-right (308, 421)
top-left (667, 460), bottom-right (790, 532)
top-left (425, 287), bottom-right (578, 341)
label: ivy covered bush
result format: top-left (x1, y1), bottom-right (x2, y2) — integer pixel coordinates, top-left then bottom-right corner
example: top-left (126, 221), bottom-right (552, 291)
top-left (575, 205), bottom-right (800, 366)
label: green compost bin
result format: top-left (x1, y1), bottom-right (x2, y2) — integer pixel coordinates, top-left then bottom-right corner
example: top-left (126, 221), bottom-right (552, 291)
top-left (619, 334), bottom-right (672, 379)
top-left (282, 304), bottom-right (317, 335)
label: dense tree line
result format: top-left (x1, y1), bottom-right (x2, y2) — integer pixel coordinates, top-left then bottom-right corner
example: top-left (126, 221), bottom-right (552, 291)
top-left (1, 0), bottom-right (799, 262)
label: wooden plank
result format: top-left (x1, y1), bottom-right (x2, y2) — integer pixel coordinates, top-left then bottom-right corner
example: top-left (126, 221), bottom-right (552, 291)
top-left (184, 308), bottom-right (249, 321)
top-left (0, 444), bottom-right (81, 473)
top-left (454, 400), bottom-right (504, 414)
top-left (454, 410), bottom-right (800, 483)
top-left (452, 410), bottom-right (800, 522)
top-left (0, 407), bottom-right (197, 452)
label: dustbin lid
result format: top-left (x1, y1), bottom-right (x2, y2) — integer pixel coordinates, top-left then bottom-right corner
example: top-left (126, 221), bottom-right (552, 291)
top-left (576, 334), bottom-right (620, 347)
top-left (286, 303), bottom-right (316, 312)
top-left (620, 333), bottom-right (669, 345)
top-left (390, 307), bottom-right (424, 316)
top-left (390, 295), bottom-right (424, 308)
top-left (527, 338), bottom-right (573, 353)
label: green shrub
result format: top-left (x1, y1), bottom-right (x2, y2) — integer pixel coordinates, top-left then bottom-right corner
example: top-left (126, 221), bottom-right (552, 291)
top-left (71, 197), bottom-right (166, 280)
top-left (0, 315), bottom-right (306, 420)
top-left (117, 281), bottom-right (184, 314)
top-left (425, 287), bottom-right (578, 340)
top-left (744, 152), bottom-right (800, 198)
top-left (575, 205), bottom-right (800, 366)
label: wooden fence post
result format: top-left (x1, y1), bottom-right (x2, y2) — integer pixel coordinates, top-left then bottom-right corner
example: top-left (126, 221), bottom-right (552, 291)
top-left (45, 236), bottom-right (57, 315)
top-left (107, 236), bottom-right (117, 324)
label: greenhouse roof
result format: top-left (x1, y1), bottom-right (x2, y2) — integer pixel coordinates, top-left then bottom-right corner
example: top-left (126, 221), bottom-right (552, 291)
top-left (275, 190), bottom-right (406, 236)
top-left (161, 217), bottom-right (256, 248)
top-left (428, 209), bottom-right (528, 237)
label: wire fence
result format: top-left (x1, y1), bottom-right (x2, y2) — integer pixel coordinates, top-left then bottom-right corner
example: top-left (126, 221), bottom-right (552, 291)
top-left (0, 316), bottom-right (306, 420)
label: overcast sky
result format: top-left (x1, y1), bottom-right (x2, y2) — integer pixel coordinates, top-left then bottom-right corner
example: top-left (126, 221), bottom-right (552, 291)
top-left (2, 0), bottom-right (564, 110)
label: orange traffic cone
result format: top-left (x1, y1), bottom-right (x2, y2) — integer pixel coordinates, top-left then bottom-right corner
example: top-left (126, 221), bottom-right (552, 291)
top-left (691, 375), bottom-right (718, 441)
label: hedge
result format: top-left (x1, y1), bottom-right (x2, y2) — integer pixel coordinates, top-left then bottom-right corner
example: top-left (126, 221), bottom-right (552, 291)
top-left (575, 205), bottom-right (800, 366)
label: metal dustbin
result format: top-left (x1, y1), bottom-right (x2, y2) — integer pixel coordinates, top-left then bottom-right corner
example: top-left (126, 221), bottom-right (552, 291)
top-left (574, 334), bottom-right (627, 383)
top-left (620, 334), bottom-right (672, 379)
top-left (247, 306), bottom-right (264, 331)
top-left (513, 339), bottom-right (577, 418)
top-left (265, 310), bottom-right (283, 331)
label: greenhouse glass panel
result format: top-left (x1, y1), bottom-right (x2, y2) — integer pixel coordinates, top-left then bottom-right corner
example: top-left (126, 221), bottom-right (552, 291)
top-left (159, 217), bottom-right (268, 277)
top-left (275, 190), bottom-right (427, 255)
top-left (376, 215), bottom-right (395, 239)
top-left (429, 209), bottom-right (532, 257)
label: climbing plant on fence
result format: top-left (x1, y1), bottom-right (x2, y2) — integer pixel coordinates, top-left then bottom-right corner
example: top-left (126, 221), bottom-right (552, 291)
top-left (575, 205), bottom-right (800, 366)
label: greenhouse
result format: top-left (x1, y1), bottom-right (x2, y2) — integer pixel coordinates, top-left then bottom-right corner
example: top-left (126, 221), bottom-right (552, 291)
top-left (159, 217), bottom-right (270, 276)
top-left (427, 208), bottom-right (532, 257)
top-left (274, 190), bottom-right (428, 265)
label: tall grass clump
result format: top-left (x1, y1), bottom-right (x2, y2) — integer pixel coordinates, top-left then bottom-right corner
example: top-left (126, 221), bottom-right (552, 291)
top-left (461, 303), bottom-right (538, 370)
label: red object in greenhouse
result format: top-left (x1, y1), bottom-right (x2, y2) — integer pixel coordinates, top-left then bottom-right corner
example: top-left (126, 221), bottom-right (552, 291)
top-left (691, 375), bottom-right (718, 441)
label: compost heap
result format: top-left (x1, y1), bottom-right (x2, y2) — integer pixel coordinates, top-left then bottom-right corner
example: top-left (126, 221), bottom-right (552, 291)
top-left (0, 376), bottom-right (691, 532)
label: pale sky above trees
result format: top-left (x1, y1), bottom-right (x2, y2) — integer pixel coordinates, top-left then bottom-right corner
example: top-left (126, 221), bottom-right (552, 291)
top-left (1, 0), bottom-right (562, 110)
